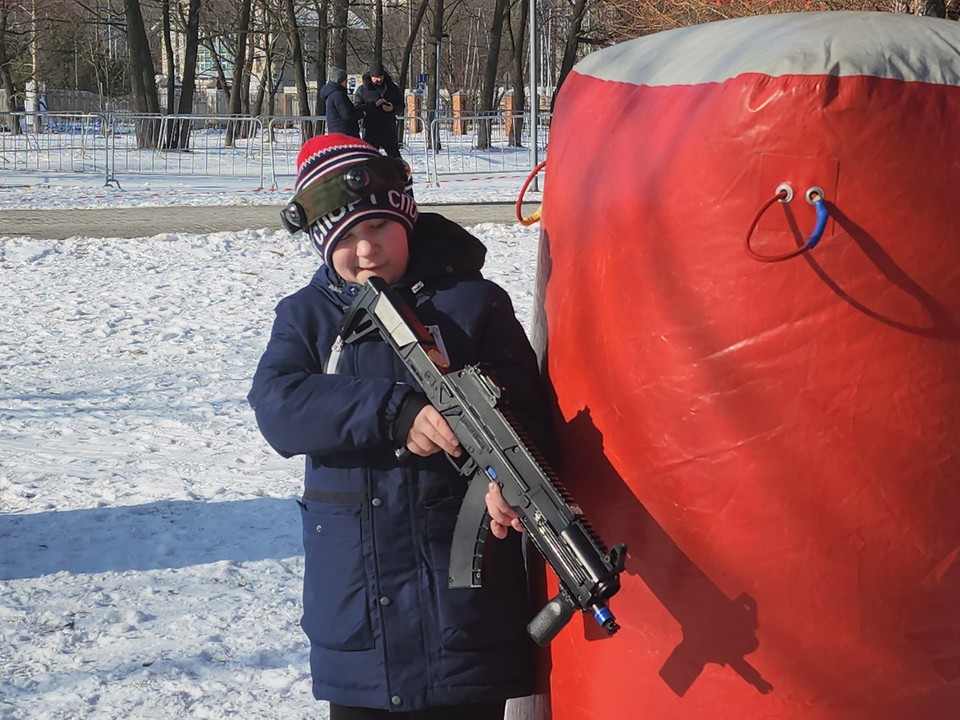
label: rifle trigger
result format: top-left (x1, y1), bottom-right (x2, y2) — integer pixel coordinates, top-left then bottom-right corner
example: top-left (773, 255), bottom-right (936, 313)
top-left (445, 452), bottom-right (477, 477)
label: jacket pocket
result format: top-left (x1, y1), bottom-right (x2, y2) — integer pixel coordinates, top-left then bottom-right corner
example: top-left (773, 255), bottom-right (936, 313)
top-left (299, 500), bottom-right (373, 651)
top-left (424, 495), bottom-right (529, 651)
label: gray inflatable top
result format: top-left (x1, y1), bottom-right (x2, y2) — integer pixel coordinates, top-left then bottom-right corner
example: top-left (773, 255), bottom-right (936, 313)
top-left (574, 11), bottom-right (960, 87)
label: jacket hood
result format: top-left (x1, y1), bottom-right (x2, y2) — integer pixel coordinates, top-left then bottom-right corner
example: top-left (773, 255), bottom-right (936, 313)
top-left (319, 81), bottom-right (345, 101)
top-left (361, 71), bottom-right (395, 90)
top-left (309, 212), bottom-right (486, 306)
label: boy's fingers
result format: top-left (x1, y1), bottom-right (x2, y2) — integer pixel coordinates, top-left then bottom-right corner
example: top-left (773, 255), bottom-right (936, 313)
top-left (427, 410), bottom-right (460, 455)
top-left (489, 520), bottom-right (509, 540)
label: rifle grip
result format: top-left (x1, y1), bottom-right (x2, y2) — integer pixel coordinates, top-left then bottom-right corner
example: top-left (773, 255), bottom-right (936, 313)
top-left (527, 591), bottom-right (576, 646)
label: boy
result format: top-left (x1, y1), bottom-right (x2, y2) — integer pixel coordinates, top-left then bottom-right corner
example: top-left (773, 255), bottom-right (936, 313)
top-left (248, 134), bottom-right (547, 719)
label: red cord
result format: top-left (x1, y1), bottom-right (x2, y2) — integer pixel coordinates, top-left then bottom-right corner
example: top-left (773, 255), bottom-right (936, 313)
top-left (516, 159), bottom-right (547, 225)
top-left (745, 190), bottom-right (809, 263)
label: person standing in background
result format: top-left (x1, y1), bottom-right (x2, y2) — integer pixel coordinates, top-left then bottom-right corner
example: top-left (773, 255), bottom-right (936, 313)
top-left (320, 69), bottom-right (364, 138)
top-left (354, 62), bottom-right (404, 158)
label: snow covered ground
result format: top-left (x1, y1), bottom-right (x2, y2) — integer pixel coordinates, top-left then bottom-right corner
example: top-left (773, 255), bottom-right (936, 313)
top-left (0, 168), bottom-right (541, 210)
top-left (0, 172), bottom-right (542, 719)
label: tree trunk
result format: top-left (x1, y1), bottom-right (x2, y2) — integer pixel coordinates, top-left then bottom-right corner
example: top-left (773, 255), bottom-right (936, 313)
top-left (123, 0), bottom-right (161, 148)
top-left (506, 0), bottom-right (528, 148)
top-left (226, 0), bottom-right (253, 146)
top-left (241, 14), bottom-right (255, 116)
top-left (552, 0), bottom-right (587, 111)
top-left (173, 0), bottom-right (202, 149)
top-left (311, 0), bottom-right (330, 117)
top-left (427, 0), bottom-right (444, 150)
top-left (0, 3), bottom-right (23, 134)
top-left (161, 0), bottom-right (176, 115)
top-left (398, 0), bottom-right (430, 97)
top-left (282, 0), bottom-right (313, 139)
top-left (373, 0), bottom-right (384, 70)
top-left (331, 0), bottom-right (348, 78)
top-left (477, 0), bottom-right (510, 149)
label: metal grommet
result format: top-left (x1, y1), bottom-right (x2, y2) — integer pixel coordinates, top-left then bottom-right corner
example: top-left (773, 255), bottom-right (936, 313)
top-left (775, 183), bottom-right (794, 203)
top-left (806, 186), bottom-right (824, 204)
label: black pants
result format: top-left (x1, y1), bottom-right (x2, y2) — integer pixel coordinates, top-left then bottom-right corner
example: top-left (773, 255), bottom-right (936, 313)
top-left (328, 701), bottom-right (505, 720)
top-left (364, 130), bottom-right (401, 159)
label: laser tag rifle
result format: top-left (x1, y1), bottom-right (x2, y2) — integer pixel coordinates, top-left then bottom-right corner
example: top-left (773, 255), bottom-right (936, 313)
top-left (339, 277), bottom-right (627, 645)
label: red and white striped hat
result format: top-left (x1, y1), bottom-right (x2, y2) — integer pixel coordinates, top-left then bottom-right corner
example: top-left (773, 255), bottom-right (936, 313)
top-left (294, 133), bottom-right (417, 266)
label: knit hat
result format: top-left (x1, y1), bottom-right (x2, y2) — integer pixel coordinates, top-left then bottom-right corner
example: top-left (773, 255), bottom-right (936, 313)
top-left (328, 67), bottom-right (347, 84)
top-left (281, 133), bottom-right (418, 267)
top-left (369, 61), bottom-right (385, 77)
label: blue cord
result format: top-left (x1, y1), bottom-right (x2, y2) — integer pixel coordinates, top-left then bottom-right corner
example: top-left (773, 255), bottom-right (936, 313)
top-left (806, 198), bottom-right (829, 249)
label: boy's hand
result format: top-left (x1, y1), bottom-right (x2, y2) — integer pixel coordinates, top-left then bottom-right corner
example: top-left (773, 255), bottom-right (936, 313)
top-left (485, 482), bottom-right (524, 539)
top-left (406, 405), bottom-right (461, 458)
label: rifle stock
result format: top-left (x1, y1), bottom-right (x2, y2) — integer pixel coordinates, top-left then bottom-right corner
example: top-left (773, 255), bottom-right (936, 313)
top-left (340, 277), bottom-right (626, 645)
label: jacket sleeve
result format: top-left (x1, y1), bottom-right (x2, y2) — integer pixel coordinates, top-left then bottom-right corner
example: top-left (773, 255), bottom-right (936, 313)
top-left (385, 83), bottom-right (404, 114)
top-left (248, 296), bottom-right (411, 459)
top-left (331, 91), bottom-right (358, 122)
top-left (354, 89), bottom-right (372, 112)
top-left (473, 283), bottom-right (558, 461)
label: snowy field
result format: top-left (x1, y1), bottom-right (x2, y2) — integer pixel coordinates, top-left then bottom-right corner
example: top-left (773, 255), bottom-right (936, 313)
top-left (0, 167), bottom-right (542, 211)
top-left (0, 173), bottom-right (542, 719)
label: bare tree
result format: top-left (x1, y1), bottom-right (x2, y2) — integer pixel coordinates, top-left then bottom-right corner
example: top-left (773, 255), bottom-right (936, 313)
top-left (167, 0), bottom-right (201, 148)
top-left (551, 0), bottom-right (588, 110)
top-left (506, 0), bottom-right (529, 147)
top-left (7, 0), bottom-right (951, 145)
top-left (281, 0), bottom-right (313, 138)
top-left (477, 0), bottom-right (509, 149)
top-left (330, 0), bottom-right (347, 75)
top-left (398, 0), bottom-right (431, 96)
top-left (160, 0), bottom-right (176, 114)
top-left (123, 0), bottom-right (160, 146)
top-left (225, 0), bottom-right (253, 146)
top-left (310, 0), bottom-right (330, 116)
top-left (427, 0), bottom-right (444, 149)
top-left (0, 0), bottom-right (26, 132)
top-left (373, 0), bottom-right (383, 70)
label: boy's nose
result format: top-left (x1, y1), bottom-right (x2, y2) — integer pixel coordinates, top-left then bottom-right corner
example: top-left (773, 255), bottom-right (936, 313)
top-left (355, 237), bottom-right (376, 255)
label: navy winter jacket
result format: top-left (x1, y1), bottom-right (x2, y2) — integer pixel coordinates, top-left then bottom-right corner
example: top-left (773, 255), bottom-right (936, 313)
top-left (320, 81), bottom-right (362, 138)
top-left (248, 214), bottom-right (546, 711)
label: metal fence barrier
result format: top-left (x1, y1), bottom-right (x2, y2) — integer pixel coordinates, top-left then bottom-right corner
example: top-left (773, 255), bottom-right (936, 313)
top-left (425, 111), bottom-right (546, 186)
top-left (0, 112), bottom-right (107, 176)
top-left (0, 110), bottom-right (549, 190)
top-left (104, 113), bottom-right (267, 189)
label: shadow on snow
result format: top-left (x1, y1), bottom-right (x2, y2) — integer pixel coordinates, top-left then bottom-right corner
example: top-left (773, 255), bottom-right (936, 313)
top-left (0, 497), bottom-right (302, 580)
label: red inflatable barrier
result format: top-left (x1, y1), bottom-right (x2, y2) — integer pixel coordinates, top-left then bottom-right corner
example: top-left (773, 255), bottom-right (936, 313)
top-left (527, 11), bottom-right (960, 720)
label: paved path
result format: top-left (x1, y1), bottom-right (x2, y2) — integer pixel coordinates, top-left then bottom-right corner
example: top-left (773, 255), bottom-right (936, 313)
top-left (0, 203), bottom-right (520, 240)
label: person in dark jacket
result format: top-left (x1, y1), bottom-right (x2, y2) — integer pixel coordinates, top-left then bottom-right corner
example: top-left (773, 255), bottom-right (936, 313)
top-left (320, 68), bottom-right (363, 138)
top-left (248, 133), bottom-right (550, 720)
top-left (354, 62), bottom-right (404, 158)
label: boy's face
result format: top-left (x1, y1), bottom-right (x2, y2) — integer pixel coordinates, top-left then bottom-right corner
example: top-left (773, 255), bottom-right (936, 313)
top-left (331, 218), bottom-right (409, 285)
